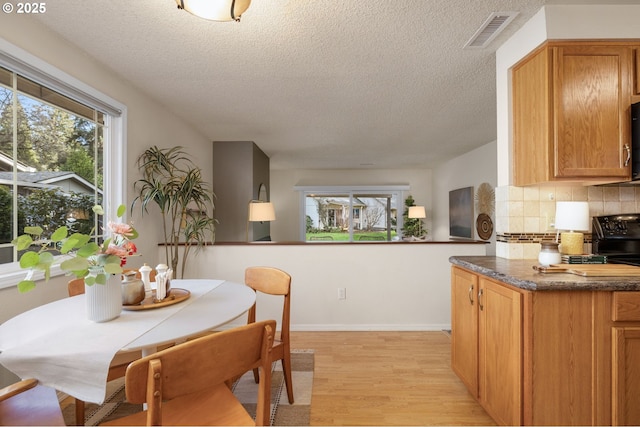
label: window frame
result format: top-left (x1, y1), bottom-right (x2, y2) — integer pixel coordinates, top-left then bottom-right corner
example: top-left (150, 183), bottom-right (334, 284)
top-left (0, 39), bottom-right (127, 289)
top-left (296, 185), bottom-right (410, 242)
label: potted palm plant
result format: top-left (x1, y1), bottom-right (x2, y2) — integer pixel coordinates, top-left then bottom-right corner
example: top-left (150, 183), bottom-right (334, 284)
top-left (132, 146), bottom-right (216, 278)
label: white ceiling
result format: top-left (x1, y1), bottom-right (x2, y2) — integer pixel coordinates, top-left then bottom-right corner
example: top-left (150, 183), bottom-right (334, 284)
top-left (33, 0), bottom-right (636, 170)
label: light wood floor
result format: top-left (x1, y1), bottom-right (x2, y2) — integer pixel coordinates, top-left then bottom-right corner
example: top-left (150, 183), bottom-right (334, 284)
top-left (290, 331), bottom-right (496, 426)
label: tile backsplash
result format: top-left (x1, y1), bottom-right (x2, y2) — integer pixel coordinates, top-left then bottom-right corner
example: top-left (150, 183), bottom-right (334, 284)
top-left (495, 184), bottom-right (640, 259)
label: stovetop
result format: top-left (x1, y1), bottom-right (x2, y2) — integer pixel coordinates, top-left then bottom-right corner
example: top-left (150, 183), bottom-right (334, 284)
top-left (593, 214), bottom-right (640, 265)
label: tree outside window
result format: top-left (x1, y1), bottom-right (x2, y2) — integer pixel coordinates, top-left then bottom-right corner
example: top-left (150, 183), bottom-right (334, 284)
top-left (0, 67), bottom-right (104, 265)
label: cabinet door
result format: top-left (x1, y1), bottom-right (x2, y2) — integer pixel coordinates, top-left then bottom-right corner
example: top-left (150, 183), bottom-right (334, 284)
top-left (478, 278), bottom-right (522, 426)
top-left (553, 45), bottom-right (631, 179)
top-left (451, 267), bottom-right (479, 397)
top-left (512, 46), bottom-right (553, 186)
top-left (612, 327), bottom-right (640, 426)
top-left (634, 47), bottom-right (640, 97)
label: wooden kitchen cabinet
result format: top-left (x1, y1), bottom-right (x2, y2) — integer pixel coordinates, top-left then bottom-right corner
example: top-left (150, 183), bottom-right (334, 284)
top-left (451, 266), bottom-right (479, 397)
top-left (450, 265), bottom-right (636, 426)
top-left (478, 277), bottom-right (522, 426)
top-left (451, 267), bottom-right (522, 425)
top-left (611, 292), bottom-right (640, 426)
top-left (634, 46), bottom-right (640, 98)
top-left (512, 42), bottom-right (633, 185)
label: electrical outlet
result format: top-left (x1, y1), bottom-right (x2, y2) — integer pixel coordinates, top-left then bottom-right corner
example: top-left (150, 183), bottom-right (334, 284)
top-left (338, 288), bottom-right (346, 300)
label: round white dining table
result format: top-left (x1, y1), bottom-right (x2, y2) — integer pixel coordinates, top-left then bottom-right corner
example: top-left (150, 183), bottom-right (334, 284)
top-left (0, 279), bottom-right (256, 404)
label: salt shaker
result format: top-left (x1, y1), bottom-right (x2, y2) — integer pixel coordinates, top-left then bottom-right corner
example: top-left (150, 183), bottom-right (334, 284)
top-left (155, 273), bottom-right (167, 301)
top-left (139, 263), bottom-right (152, 293)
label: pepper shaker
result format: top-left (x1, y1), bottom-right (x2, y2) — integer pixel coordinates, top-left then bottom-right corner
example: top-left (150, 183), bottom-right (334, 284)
top-left (156, 263), bottom-right (170, 295)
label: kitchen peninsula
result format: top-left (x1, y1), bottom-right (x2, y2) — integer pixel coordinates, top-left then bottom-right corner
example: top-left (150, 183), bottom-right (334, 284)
top-left (449, 256), bottom-right (640, 426)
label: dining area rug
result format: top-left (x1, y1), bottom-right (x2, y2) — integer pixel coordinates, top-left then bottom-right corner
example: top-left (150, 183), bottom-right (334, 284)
top-left (61, 349), bottom-right (314, 426)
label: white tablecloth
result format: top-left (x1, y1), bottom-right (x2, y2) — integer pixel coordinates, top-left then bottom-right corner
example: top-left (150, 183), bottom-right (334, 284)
top-left (0, 280), bottom-right (227, 404)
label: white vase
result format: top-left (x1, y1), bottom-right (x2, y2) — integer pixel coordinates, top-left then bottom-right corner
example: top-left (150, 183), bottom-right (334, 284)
top-left (85, 268), bottom-right (122, 322)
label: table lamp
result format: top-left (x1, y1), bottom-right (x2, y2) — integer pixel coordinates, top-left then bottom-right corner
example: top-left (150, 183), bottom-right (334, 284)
top-left (246, 200), bottom-right (276, 241)
top-left (554, 201), bottom-right (590, 255)
top-left (408, 205), bottom-right (426, 238)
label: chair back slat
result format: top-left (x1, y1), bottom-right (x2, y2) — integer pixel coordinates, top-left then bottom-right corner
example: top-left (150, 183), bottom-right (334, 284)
top-left (124, 320), bottom-right (275, 403)
top-left (245, 267), bottom-right (291, 296)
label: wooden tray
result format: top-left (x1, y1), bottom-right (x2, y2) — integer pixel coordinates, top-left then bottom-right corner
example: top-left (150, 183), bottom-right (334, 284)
top-left (123, 288), bottom-right (190, 310)
top-left (533, 264), bottom-right (640, 277)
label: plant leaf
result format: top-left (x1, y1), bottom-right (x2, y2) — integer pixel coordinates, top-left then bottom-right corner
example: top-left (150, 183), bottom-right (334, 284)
top-left (19, 251), bottom-right (39, 269)
top-left (85, 275), bottom-right (96, 286)
top-left (104, 254), bottom-right (122, 265)
top-left (17, 280), bottom-right (36, 293)
top-left (50, 226), bottom-right (68, 242)
top-left (95, 273), bottom-right (107, 285)
top-left (117, 204), bottom-right (126, 217)
top-left (93, 205), bottom-right (104, 215)
top-left (23, 226), bottom-right (43, 236)
top-left (39, 252), bottom-right (55, 265)
top-left (12, 235), bottom-right (34, 251)
top-left (60, 257), bottom-right (90, 272)
top-left (103, 263), bottom-right (122, 274)
top-left (76, 242), bottom-right (100, 258)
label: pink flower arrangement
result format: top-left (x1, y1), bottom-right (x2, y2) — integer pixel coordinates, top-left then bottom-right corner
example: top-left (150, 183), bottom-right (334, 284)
top-left (105, 221), bottom-right (138, 266)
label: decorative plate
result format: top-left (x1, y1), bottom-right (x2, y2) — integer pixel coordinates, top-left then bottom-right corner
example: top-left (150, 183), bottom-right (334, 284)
top-left (476, 213), bottom-right (493, 241)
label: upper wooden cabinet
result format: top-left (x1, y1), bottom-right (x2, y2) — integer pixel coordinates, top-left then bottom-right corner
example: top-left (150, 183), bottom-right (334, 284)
top-left (512, 42), bottom-right (634, 186)
top-left (634, 45), bottom-right (640, 98)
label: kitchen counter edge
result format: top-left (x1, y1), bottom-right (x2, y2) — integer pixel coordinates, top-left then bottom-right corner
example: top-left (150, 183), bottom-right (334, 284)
top-left (449, 256), bottom-right (640, 291)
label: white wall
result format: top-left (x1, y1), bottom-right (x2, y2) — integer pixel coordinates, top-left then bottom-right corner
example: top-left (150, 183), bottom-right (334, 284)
top-left (270, 168), bottom-right (433, 241)
top-left (0, 17), bottom-right (211, 322)
top-left (182, 242), bottom-right (486, 331)
top-left (432, 141), bottom-right (497, 255)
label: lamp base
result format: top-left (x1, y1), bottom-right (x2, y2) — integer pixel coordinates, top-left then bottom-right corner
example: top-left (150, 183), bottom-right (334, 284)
top-left (560, 232), bottom-right (584, 255)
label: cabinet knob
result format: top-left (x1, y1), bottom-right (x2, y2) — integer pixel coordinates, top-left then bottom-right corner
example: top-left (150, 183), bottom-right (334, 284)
top-left (478, 288), bottom-right (484, 311)
top-left (468, 284), bottom-right (474, 305)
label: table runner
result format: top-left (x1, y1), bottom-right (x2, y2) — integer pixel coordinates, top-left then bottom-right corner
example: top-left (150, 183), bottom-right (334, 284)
top-left (0, 280), bottom-right (222, 404)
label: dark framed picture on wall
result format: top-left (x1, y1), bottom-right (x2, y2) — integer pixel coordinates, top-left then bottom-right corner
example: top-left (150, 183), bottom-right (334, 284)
top-left (449, 186), bottom-right (474, 239)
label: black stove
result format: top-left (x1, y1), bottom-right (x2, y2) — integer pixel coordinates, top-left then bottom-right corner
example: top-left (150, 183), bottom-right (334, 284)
top-left (592, 214), bottom-right (640, 266)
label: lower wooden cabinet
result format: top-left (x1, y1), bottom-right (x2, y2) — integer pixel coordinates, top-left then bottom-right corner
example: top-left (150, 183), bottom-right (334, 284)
top-left (451, 267), bottom-right (521, 426)
top-left (612, 327), bottom-right (640, 425)
top-left (478, 278), bottom-right (522, 426)
top-left (451, 265), bottom-right (640, 426)
top-left (451, 267), bottom-right (478, 396)
top-left (611, 291), bottom-right (640, 426)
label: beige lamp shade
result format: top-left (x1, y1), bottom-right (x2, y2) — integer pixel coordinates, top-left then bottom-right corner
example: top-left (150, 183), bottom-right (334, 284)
top-left (408, 206), bottom-right (426, 219)
top-left (175, 0), bottom-right (251, 21)
top-left (555, 201), bottom-right (590, 255)
top-left (249, 201), bottom-right (276, 222)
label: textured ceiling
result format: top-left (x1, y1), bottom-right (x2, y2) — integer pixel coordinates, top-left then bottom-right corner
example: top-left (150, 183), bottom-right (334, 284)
top-left (32, 0), bottom-right (635, 170)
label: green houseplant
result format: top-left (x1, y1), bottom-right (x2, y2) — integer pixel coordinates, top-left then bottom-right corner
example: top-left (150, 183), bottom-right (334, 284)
top-left (132, 146), bottom-right (216, 278)
top-left (401, 195), bottom-right (427, 239)
top-left (11, 204), bottom-right (138, 292)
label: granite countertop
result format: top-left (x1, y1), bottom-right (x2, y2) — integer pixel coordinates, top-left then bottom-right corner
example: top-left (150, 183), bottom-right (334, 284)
top-left (449, 256), bottom-right (640, 291)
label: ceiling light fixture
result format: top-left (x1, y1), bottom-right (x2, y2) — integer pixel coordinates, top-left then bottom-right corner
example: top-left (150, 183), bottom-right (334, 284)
top-left (175, 0), bottom-right (251, 22)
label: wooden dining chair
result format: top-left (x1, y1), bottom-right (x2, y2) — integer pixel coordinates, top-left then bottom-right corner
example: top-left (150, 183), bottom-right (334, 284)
top-left (67, 268), bottom-right (155, 425)
top-left (101, 319), bottom-right (276, 426)
top-left (245, 266), bottom-right (294, 404)
top-left (0, 378), bottom-right (65, 426)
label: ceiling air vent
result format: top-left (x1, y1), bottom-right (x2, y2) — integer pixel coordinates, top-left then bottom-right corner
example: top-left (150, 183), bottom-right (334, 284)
top-left (463, 12), bottom-right (518, 49)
